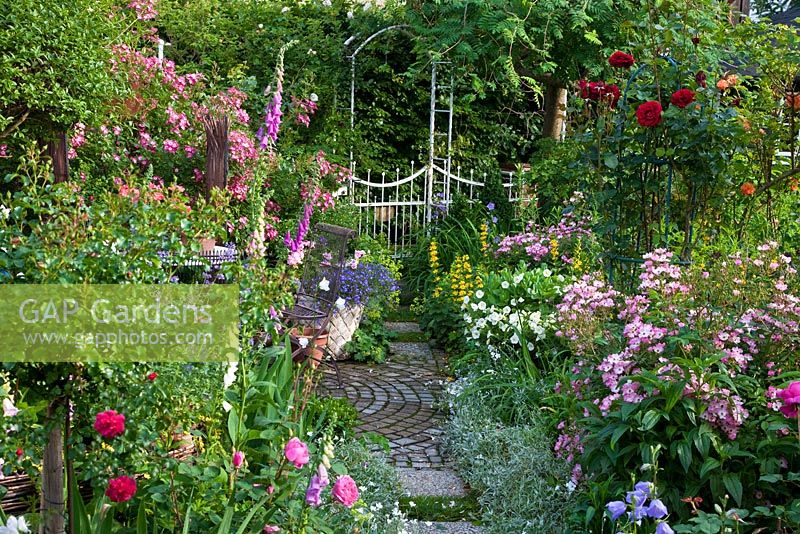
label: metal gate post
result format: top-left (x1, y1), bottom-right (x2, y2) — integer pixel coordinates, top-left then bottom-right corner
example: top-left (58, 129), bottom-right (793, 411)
top-left (426, 61), bottom-right (437, 225)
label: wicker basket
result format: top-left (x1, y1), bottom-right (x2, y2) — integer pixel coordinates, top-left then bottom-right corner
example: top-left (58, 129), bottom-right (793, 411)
top-left (327, 304), bottom-right (364, 360)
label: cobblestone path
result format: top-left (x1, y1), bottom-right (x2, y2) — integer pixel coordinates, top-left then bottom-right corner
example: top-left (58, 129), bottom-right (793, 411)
top-left (320, 323), bottom-right (445, 468)
top-left (320, 320), bottom-right (484, 533)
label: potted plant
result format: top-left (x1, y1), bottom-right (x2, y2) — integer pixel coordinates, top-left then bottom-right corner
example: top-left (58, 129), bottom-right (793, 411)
top-left (192, 188), bottom-right (231, 253)
top-left (289, 326), bottom-right (329, 368)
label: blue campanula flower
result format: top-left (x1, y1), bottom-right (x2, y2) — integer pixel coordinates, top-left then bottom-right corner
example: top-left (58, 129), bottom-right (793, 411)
top-left (606, 500), bottom-right (626, 521)
top-left (647, 499), bottom-right (668, 519)
top-left (655, 522), bottom-right (674, 534)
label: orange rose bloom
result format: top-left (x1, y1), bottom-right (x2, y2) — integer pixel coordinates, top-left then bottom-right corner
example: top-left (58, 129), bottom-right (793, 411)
top-left (740, 182), bottom-right (756, 196)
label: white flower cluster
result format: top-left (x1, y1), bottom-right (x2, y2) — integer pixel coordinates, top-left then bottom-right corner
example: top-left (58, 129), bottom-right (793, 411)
top-left (461, 266), bottom-right (565, 361)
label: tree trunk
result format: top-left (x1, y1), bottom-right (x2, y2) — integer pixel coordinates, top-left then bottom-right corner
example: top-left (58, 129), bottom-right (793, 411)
top-left (542, 83), bottom-right (567, 140)
top-left (47, 132), bottom-right (69, 183)
top-left (40, 401), bottom-right (65, 534)
top-left (727, 0), bottom-right (749, 24)
top-left (204, 115), bottom-right (229, 196)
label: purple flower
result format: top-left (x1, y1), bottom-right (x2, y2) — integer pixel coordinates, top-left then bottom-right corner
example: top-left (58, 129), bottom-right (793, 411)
top-left (305, 473), bottom-right (327, 507)
top-left (261, 82), bottom-right (283, 149)
top-left (655, 522), bottom-right (675, 534)
top-left (284, 204), bottom-right (314, 254)
top-left (647, 499), bottom-right (668, 519)
top-left (634, 481), bottom-right (653, 497)
top-left (487, 202), bottom-right (496, 211)
top-left (338, 262), bottom-right (399, 306)
top-left (606, 500), bottom-right (626, 521)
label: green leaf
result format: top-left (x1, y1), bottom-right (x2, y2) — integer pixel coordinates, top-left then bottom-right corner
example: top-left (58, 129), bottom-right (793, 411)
top-left (182, 503), bottom-right (192, 534)
top-left (760, 473), bottom-right (783, 483)
top-left (640, 410), bottom-right (661, 431)
top-left (604, 153), bottom-right (619, 169)
top-left (217, 508), bottom-right (234, 534)
top-left (699, 457), bottom-right (721, 479)
top-left (610, 425), bottom-right (627, 449)
top-left (677, 441), bottom-right (692, 472)
top-left (228, 408), bottom-right (241, 445)
top-left (137, 501), bottom-right (147, 534)
top-left (723, 473), bottom-right (743, 506)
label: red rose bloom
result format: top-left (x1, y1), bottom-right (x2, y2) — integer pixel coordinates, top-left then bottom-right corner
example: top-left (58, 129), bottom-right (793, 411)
top-left (740, 182), bottom-right (756, 196)
top-left (609, 51), bottom-right (635, 68)
top-left (94, 410), bottom-right (125, 439)
top-left (16, 448), bottom-right (23, 457)
top-left (636, 101), bottom-right (663, 127)
top-left (106, 475), bottom-right (137, 503)
top-left (670, 88), bottom-right (696, 109)
top-left (146, 372), bottom-right (157, 381)
top-left (695, 71), bottom-right (707, 88)
top-left (602, 83), bottom-right (621, 108)
top-left (578, 79), bottom-right (589, 99)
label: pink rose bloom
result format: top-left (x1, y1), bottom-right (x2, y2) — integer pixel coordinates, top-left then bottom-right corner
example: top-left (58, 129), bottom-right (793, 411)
top-left (94, 410), bottom-right (125, 439)
top-left (232, 450), bottom-right (244, 469)
top-left (331, 475), bottom-right (359, 508)
top-left (284, 437), bottom-right (309, 468)
top-left (106, 475), bottom-right (137, 502)
top-left (778, 381), bottom-right (800, 418)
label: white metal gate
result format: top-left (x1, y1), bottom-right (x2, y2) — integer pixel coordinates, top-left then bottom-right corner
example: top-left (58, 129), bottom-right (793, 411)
top-left (348, 161), bottom-right (523, 256)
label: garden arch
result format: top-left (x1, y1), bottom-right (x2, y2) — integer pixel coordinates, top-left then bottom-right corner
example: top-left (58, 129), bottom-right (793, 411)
top-left (344, 28), bottom-right (522, 254)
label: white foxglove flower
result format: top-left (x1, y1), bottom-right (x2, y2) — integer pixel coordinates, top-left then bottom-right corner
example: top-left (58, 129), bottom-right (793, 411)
top-left (318, 278), bottom-right (330, 291)
top-left (0, 515), bottom-right (30, 534)
top-left (223, 362), bottom-right (238, 389)
top-left (3, 398), bottom-right (18, 417)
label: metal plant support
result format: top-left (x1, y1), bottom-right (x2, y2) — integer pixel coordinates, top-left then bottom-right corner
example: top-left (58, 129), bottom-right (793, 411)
top-left (606, 55), bottom-right (696, 286)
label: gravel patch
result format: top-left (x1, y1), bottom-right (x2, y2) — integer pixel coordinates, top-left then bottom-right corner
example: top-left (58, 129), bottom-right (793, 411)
top-left (408, 521), bottom-right (484, 533)
top-left (398, 468), bottom-right (467, 497)
top-left (385, 321), bottom-right (423, 333)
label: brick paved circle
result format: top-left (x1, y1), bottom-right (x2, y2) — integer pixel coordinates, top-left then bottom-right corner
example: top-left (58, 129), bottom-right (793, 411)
top-left (320, 336), bottom-right (446, 468)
